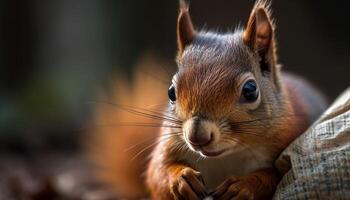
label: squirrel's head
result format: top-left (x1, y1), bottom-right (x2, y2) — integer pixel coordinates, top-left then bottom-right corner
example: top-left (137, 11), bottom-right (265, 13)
top-left (169, 0), bottom-right (287, 158)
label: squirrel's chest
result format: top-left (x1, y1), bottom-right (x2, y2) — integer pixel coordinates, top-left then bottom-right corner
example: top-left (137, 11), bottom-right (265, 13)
top-left (188, 147), bottom-right (273, 189)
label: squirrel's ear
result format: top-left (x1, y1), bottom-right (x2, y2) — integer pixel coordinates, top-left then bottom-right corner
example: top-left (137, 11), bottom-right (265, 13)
top-left (244, 1), bottom-right (277, 70)
top-left (177, 0), bottom-right (196, 54)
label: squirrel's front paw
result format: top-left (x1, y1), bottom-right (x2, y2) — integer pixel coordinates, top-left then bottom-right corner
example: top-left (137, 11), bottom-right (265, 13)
top-left (211, 176), bottom-right (259, 200)
top-left (170, 167), bottom-right (207, 200)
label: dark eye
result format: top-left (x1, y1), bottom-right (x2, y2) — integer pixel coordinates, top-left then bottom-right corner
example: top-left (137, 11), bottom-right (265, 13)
top-left (168, 85), bottom-right (176, 102)
top-left (241, 80), bottom-right (259, 102)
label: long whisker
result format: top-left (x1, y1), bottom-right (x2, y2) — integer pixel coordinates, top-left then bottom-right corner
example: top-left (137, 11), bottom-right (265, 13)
top-left (88, 101), bottom-right (182, 124)
top-left (231, 114), bottom-right (308, 126)
top-left (234, 130), bottom-right (282, 143)
top-left (143, 103), bottom-right (169, 109)
top-left (159, 64), bottom-right (176, 78)
top-left (127, 104), bottom-right (181, 122)
top-left (236, 122), bottom-right (301, 130)
top-left (223, 136), bottom-right (260, 162)
top-left (131, 133), bottom-right (181, 161)
top-left (124, 132), bottom-right (182, 152)
top-left (142, 70), bottom-right (171, 85)
top-left (93, 122), bottom-right (182, 129)
top-left (234, 130), bottom-right (267, 137)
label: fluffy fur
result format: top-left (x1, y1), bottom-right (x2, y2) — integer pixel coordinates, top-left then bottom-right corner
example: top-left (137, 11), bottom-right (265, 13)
top-left (88, 1), bottom-right (327, 199)
top-left (87, 55), bottom-right (171, 199)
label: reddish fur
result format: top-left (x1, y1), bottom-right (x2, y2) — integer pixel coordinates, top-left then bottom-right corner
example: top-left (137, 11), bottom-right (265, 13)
top-left (87, 63), bottom-right (324, 199)
top-left (87, 1), bottom-right (327, 199)
top-left (177, 66), bottom-right (240, 119)
top-left (177, 2), bottom-right (196, 54)
top-left (87, 55), bottom-right (170, 199)
top-left (145, 1), bottom-right (326, 199)
top-left (145, 74), bottom-right (323, 200)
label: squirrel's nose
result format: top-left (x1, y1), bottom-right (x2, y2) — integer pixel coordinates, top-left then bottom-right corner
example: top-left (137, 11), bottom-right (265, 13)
top-left (188, 131), bottom-right (213, 146)
top-left (184, 116), bottom-right (214, 146)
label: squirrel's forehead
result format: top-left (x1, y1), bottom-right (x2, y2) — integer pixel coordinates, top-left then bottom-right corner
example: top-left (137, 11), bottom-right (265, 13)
top-left (178, 50), bottom-right (251, 81)
top-left (176, 32), bottom-right (254, 87)
top-left (180, 39), bottom-right (251, 69)
top-left (175, 66), bottom-right (243, 117)
top-left (176, 65), bottom-right (246, 90)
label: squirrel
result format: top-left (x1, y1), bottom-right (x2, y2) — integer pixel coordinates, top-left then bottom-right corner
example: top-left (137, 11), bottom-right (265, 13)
top-left (88, 0), bottom-right (327, 199)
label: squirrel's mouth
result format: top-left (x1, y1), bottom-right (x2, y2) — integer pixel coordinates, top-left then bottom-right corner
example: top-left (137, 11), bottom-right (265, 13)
top-left (199, 148), bottom-right (228, 157)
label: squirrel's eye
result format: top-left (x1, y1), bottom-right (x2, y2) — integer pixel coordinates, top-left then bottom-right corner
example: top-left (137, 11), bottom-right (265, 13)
top-left (242, 80), bottom-right (259, 102)
top-left (168, 85), bottom-right (176, 102)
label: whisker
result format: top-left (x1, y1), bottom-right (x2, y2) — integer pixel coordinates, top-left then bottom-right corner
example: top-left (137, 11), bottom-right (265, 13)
top-left (158, 63), bottom-right (175, 79)
top-left (142, 70), bottom-right (171, 85)
top-left (143, 103), bottom-right (169, 110)
top-left (124, 132), bottom-right (182, 152)
top-left (88, 101), bottom-right (182, 124)
top-left (234, 130), bottom-right (266, 137)
top-left (131, 133), bottom-right (181, 161)
top-left (223, 136), bottom-right (260, 163)
top-left (128, 104), bottom-right (181, 123)
top-left (94, 122), bottom-right (182, 129)
top-left (234, 130), bottom-right (282, 143)
top-left (231, 114), bottom-right (308, 126)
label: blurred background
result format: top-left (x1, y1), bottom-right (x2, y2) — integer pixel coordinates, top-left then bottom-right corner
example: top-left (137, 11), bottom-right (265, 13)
top-left (0, 0), bottom-right (349, 199)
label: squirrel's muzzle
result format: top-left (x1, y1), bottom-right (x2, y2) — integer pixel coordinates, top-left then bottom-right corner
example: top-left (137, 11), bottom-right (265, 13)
top-left (183, 116), bottom-right (219, 147)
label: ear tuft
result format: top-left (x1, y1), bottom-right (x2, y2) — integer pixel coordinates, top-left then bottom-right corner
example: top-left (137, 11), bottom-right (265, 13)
top-left (243, 0), bottom-right (275, 54)
top-left (255, 8), bottom-right (273, 52)
top-left (177, 0), bottom-right (196, 54)
top-left (244, 0), bottom-right (280, 88)
top-left (254, 0), bottom-right (273, 16)
top-left (179, 0), bottom-right (190, 12)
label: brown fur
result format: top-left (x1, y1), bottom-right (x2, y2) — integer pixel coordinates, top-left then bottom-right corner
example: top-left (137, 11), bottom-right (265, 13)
top-left (88, 1), bottom-right (327, 199)
top-left (177, 0), bottom-right (196, 54)
top-left (147, 1), bottom-right (327, 199)
top-left (87, 54), bottom-right (170, 199)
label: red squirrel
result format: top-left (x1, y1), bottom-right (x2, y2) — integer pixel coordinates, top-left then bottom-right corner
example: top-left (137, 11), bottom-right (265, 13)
top-left (88, 0), bottom-right (327, 199)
